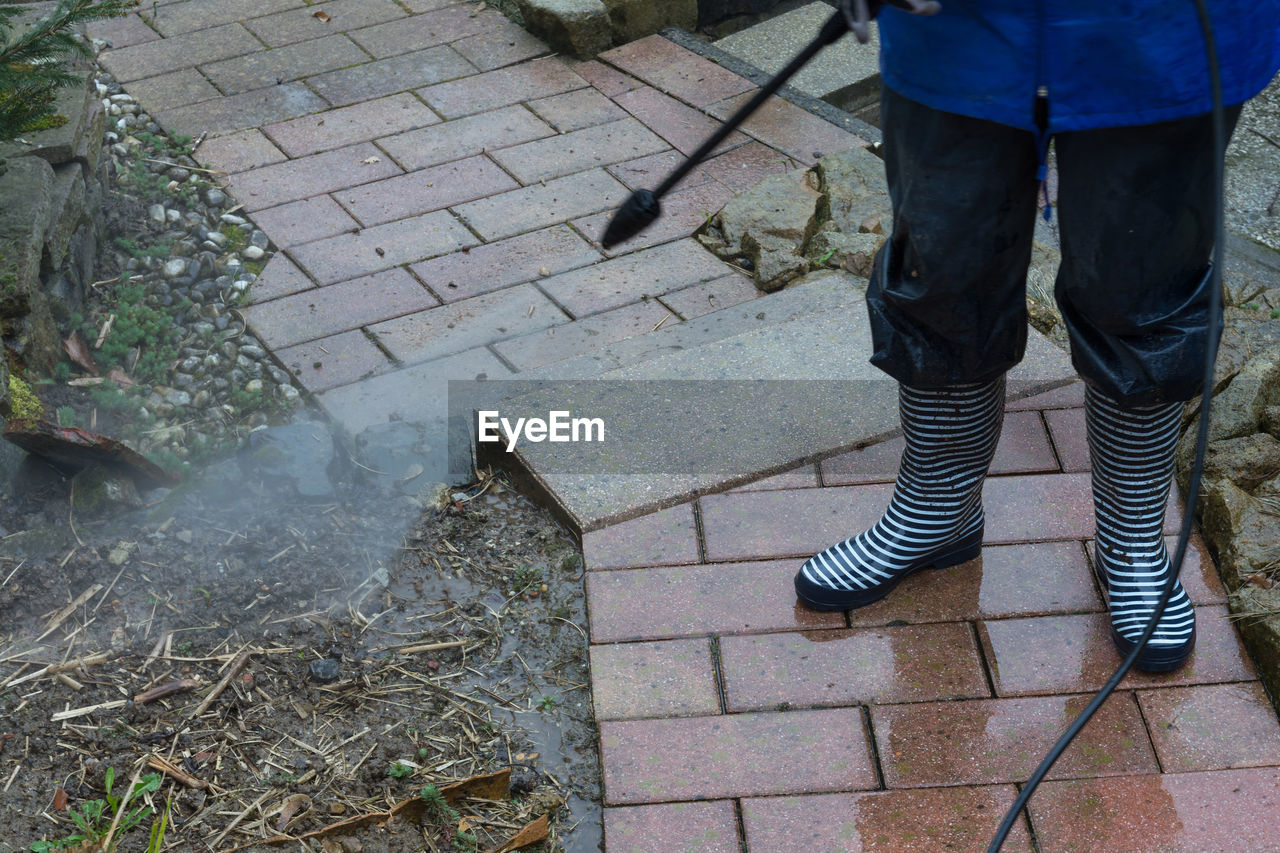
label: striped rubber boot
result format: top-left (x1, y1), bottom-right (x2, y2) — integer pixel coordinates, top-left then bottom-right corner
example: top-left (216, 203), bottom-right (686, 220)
top-left (1087, 387), bottom-right (1195, 672)
top-left (795, 377), bottom-right (1005, 611)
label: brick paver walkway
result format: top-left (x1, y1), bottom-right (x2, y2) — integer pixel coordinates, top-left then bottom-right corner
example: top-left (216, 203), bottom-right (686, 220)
top-left (91, 0), bottom-right (868, 431)
top-left (584, 383), bottom-right (1280, 852)
top-left (87, 3), bottom-right (1280, 850)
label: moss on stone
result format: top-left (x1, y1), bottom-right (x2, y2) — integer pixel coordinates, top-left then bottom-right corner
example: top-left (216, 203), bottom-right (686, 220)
top-left (7, 373), bottom-right (43, 419)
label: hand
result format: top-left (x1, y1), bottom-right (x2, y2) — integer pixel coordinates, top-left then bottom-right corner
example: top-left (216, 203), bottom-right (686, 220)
top-left (844, 0), bottom-right (942, 44)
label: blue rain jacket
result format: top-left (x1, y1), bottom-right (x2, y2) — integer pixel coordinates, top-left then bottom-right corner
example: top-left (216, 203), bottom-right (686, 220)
top-left (878, 0), bottom-right (1280, 133)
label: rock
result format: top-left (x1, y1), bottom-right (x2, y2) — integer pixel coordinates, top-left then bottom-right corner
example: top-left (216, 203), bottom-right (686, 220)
top-left (0, 156), bottom-right (55, 318)
top-left (70, 464), bottom-right (143, 516)
top-left (600, 0), bottom-right (696, 41)
top-left (1198, 478), bottom-right (1279, 589)
top-left (1229, 587), bottom-right (1280, 704)
top-left (163, 258), bottom-right (187, 279)
top-left (149, 203), bottom-right (165, 224)
top-left (3, 419), bottom-right (177, 490)
top-left (700, 169), bottom-right (823, 291)
top-left (239, 421), bottom-right (345, 500)
top-left (244, 379), bottom-right (263, 394)
top-left (204, 187), bottom-right (227, 207)
top-left (243, 245), bottom-right (265, 260)
top-left (515, 0), bottom-right (612, 59)
top-left (1201, 433), bottom-right (1280, 492)
top-left (309, 658), bottom-right (340, 684)
top-left (1196, 347), bottom-right (1280, 442)
top-left (165, 389), bottom-right (192, 407)
top-left (805, 229), bottom-right (884, 276)
top-left (814, 147), bottom-right (891, 235)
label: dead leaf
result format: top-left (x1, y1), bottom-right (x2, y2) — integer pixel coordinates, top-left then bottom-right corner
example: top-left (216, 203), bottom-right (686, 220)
top-left (53, 788), bottom-right (68, 810)
top-left (106, 369), bottom-right (136, 387)
top-left (486, 814), bottom-right (549, 853)
top-left (440, 768), bottom-right (511, 805)
top-left (276, 793), bottom-right (313, 831)
top-left (63, 331), bottom-right (99, 376)
top-left (313, 10), bottom-right (331, 21)
top-left (458, 816), bottom-right (477, 833)
top-left (320, 840), bottom-right (344, 853)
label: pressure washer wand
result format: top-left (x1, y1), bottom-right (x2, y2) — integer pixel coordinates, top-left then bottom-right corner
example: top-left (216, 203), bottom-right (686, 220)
top-left (598, 0), bottom-right (940, 249)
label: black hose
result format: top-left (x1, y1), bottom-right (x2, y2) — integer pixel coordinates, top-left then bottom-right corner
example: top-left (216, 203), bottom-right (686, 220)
top-left (985, 1), bottom-right (1225, 849)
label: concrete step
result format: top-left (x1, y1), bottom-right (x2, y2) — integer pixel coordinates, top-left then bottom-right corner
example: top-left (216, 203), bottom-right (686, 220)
top-left (493, 274), bottom-right (1077, 532)
top-left (712, 1), bottom-right (880, 120)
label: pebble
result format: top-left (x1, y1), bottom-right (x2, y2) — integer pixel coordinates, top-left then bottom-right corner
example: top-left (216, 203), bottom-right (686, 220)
top-left (309, 659), bottom-right (340, 684)
top-left (73, 70), bottom-right (307, 472)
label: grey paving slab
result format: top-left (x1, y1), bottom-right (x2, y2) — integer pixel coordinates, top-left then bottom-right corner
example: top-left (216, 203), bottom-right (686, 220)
top-left (316, 347), bottom-right (515, 483)
top-left (501, 276), bottom-right (1076, 530)
top-left (712, 1), bottom-right (880, 108)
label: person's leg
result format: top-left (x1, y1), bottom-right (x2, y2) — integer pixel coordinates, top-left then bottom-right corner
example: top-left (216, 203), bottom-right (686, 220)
top-left (795, 88), bottom-right (1039, 611)
top-left (1054, 106), bottom-right (1241, 670)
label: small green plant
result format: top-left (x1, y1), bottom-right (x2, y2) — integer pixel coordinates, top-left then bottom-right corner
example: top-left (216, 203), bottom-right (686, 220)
top-left (174, 639), bottom-right (194, 655)
top-left (30, 768), bottom-right (161, 852)
top-left (193, 587), bottom-right (210, 603)
top-left (56, 405), bottom-right (76, 427)
top-left (454, 830), bottom-right (478, 852)
top-left (1245, 302), bottom-right (1260, 311)
top-left (388, 761), bottom-right (414, 779)
top-left (420, 785), bottom-right (461, 823)
top-left (84, 279), bottom-right (182, 384)
top-left (509, 565), bottom-right (542, 595)
top-left (219, 224), bottom-right (248, 252)
top-left (53, 361), bottom-right (70, 383)
top-left (812, 247), bottom-right (837, 268)
top-left (145, 798), bottom-right (170, 853)
top-left (535, 695), bottom-right (559, 712)
top-left (1271, 308), bottom-right (1280, 320)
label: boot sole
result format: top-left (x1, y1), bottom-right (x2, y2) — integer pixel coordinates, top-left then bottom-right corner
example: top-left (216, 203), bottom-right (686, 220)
top-left (1111, 625), bottom-right (1196, 673)
top-left (794, 529), bottom-right (983, 612)
top-left (1091, 563), bottom-right (1197, 672)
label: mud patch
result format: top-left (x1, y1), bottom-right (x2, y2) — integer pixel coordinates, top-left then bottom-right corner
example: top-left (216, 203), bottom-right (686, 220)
top-left (0, 421), bottom-right (601, 853)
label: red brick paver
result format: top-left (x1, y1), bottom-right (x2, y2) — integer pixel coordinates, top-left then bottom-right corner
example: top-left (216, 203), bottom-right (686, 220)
top-left (600, 707), bottom-right (877, 803)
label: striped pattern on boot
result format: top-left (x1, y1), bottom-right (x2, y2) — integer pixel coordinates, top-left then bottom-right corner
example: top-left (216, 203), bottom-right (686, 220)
top-left (1087, 386), bottom-right (1196, 672)
top-left (795, 378), bottom-right (1005, 611)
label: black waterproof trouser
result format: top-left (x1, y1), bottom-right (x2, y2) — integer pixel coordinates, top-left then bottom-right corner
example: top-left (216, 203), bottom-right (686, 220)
top-left (867, 86), bottom-right (1242, 407)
